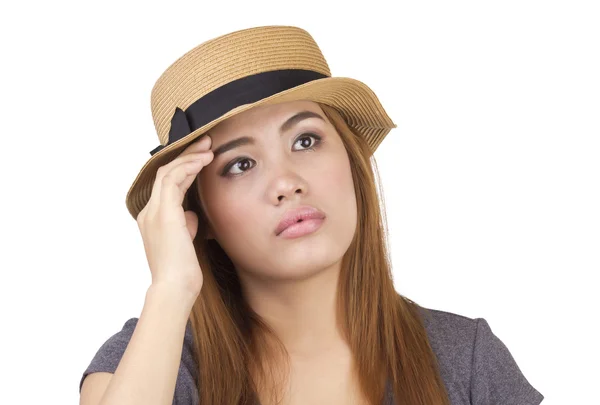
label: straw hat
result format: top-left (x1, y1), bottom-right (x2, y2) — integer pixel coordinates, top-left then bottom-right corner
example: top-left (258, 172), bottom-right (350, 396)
top-left (125, 25), bottom-right (397, 220)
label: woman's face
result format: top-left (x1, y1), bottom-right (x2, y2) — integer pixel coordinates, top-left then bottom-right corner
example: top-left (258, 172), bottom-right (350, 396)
top-left (196, 100), bottom-right (357, 281)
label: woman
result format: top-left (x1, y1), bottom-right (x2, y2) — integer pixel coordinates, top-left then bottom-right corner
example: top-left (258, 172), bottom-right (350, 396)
top-left (79, 26), bottom-right (544, 405)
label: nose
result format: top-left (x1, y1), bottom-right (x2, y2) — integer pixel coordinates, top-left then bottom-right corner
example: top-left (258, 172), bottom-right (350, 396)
top-left (270, 170), bottom-right (308, 204)
top-left (278, 187), bottom-right (303, 202)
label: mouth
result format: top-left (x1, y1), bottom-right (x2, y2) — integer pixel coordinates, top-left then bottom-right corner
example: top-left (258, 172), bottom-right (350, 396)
top-left (276, 217), bottom-right (326, 239)
top-left (275, 205), bottom-right (326, 237)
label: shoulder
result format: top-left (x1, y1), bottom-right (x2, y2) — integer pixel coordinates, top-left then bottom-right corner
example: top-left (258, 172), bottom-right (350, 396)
top-left (416, 305), bottom-right (544, 405)
top-left (79, 317), bottom-right (199, 405)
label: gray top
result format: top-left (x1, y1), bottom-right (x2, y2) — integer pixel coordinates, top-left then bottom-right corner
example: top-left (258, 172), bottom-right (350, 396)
top-left (79, 306), bottom-right (544, 404)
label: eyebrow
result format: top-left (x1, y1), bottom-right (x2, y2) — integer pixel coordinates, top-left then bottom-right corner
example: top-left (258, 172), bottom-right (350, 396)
top-left (211, 110), bottom-right (326, 159)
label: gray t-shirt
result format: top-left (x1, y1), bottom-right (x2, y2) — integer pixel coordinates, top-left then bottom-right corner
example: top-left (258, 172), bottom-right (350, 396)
top-left (79, 306), bottom-right (544, 404)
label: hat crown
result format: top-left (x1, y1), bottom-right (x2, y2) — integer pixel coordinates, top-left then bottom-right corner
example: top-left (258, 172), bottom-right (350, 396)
top-left (150, 25), bottom-right (332, 145)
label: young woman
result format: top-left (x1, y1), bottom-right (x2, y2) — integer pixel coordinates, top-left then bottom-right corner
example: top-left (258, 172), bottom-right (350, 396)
top-left (79, 26), bottom-right (544, 405)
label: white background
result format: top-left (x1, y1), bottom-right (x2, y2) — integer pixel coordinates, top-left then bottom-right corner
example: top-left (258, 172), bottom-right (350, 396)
top-left (1, 1), bottom-right (598, 404)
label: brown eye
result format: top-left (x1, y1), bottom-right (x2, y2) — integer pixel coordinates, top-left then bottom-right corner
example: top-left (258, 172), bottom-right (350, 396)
top-left (226, 158), bottom-right (254, 176)
top-left (294, 133), bottom-right (319, 150)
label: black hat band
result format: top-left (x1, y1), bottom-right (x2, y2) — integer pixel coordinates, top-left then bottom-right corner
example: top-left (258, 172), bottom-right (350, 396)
top-left (149, 69), bottom-right (328, 156)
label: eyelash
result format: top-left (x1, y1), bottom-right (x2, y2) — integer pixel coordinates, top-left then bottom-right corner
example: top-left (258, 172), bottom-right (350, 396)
top-left (220, 132), bottom-right (323, 178)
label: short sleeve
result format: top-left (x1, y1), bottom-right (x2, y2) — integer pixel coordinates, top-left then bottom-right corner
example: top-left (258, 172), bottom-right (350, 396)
top-left (79, 317), bottom-right (199, 405)
top-left (470, 317), bottom-right (544, 405)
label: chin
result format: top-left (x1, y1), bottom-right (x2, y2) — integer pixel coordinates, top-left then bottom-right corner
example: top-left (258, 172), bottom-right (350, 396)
top-left (275, 245), bottom-right (346, 280)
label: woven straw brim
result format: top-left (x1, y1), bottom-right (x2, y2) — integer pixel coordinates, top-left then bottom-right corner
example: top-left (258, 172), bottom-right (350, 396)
top-left (125, 76), bottom-right (397, 220)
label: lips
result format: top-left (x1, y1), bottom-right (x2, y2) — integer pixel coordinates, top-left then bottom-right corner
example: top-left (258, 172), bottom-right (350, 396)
top-left (275, 205), bottom-right (326, 236)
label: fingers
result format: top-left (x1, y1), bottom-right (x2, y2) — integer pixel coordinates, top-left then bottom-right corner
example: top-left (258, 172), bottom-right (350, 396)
top-left (162, 152), bottom-right (213, 211)
top-left (141, 135), bottom-right (213, 220)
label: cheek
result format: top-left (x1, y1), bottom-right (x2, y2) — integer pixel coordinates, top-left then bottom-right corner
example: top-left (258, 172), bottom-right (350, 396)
top-left (330, 167), bottom-right (354, 195)
top-left (204, 189), bottom-right (263, 244)
top-left (318, 152), bottom-right (355, 201)
top-left (198, 175), bottom-right (247, 237)
top-left (320, 154), bottom-right (358, 231)
top-left (207, 198), bottom-right (244, 233)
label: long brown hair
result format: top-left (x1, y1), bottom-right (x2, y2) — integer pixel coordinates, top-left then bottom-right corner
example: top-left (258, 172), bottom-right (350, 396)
top-left (182, 102), bottom-right (451, 405)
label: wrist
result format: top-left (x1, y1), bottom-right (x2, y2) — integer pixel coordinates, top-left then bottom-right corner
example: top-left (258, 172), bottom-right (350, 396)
top-left (146, 282), bottom-right (199, 314)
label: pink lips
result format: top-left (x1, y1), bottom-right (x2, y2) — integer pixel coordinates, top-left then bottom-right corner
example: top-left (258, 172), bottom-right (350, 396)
top-left (275, 205), bottom-right (326, 237)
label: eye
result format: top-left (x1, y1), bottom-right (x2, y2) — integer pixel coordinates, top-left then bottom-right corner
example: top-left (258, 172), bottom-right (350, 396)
top-left (220, 133), bottom-right (323, 177)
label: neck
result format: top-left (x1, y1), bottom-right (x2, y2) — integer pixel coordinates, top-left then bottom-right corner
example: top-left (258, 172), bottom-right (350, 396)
top-left (238, 259), bottom-right (346, 358)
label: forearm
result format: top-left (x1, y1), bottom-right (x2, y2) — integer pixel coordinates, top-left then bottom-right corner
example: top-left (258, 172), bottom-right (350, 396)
top-left (98, 283), bottom-right (198, 405)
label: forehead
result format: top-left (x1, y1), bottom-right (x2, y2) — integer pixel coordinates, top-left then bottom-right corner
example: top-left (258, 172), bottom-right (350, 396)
top-left (210, 99), bottom-right (322, 134)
